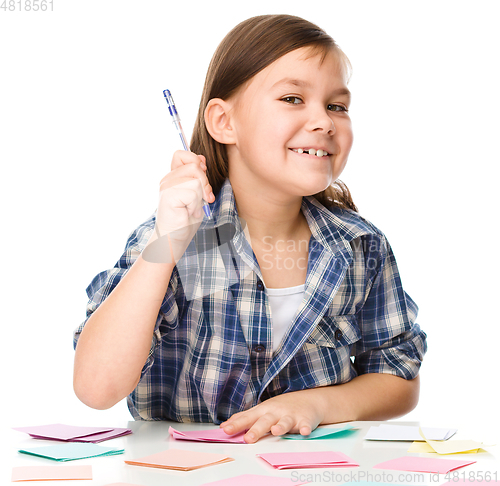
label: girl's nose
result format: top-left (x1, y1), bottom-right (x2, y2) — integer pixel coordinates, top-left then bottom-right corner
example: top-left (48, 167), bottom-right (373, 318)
top-left (309, 113), bottom-right (335, 135)
top-left (307, 106), bottom-right (336, 134)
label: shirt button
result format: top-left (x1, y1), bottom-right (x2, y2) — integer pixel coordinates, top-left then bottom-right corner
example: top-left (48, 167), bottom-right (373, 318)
top-left (334, 329), bottom-right (343, 341)
top-left (253, 344), bottom-right (266, 353)
top-left (256, 279), bottom-right (264, 291)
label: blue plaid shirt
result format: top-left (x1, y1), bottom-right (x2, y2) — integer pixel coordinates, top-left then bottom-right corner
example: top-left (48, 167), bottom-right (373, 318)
top-left (74, 179), bottom-right (427, 423)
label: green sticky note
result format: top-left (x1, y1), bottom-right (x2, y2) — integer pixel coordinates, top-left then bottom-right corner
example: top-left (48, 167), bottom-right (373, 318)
top-left (282, 424), bottom-right (357, 440)
top-left (18, 443), bottom-right (124, 461)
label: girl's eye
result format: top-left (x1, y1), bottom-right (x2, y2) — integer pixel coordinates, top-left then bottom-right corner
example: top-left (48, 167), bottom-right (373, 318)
top-left (328, 104), bottom-right (348, 112)
top-left (282, 96), bottom-right (302, 104)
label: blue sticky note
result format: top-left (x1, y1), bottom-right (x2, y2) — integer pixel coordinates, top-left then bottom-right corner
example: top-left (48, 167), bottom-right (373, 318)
top-left (18, 442), bottom-right (124, 461)
top-left (282, 424), bottom-right (357, 440)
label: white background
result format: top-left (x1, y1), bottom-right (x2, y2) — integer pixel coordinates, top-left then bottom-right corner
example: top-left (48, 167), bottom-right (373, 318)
top-left (1, 0), bottom-right (499, 439)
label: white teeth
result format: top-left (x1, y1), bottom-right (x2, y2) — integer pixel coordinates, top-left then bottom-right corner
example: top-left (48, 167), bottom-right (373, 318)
top-left (293, 148), bottom-right (329, 157)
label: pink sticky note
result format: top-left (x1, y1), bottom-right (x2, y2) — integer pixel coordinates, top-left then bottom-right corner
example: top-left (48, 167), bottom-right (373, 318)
top-left (13, 424), bottom-right (113, 441)
top-left (11, 465), bottom-right (92, 481)
top-left (257, 451), bottom-right (359, 470)
top-left (373, 456), bottom-right (476, 474)
top-left (125, 448), bottom-right (233, 471)
top-left (169, 426), bottom-right (246, 443)
top-left (201, 474), bottom-right (309, 486)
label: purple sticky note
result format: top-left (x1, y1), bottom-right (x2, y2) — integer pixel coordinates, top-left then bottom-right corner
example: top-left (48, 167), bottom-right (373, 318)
top-left (13, 424), bottom-right (113, 441)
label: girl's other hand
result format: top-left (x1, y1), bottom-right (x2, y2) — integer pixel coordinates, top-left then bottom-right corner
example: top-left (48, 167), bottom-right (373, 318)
top-left (219, 388), bottom-right (327, 443)
top-left (145, 150), bottom-right (215, 262)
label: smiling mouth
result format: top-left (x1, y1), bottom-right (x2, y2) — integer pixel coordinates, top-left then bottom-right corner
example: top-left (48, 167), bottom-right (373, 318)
top-left (291, 148), bottom-right (330, 157)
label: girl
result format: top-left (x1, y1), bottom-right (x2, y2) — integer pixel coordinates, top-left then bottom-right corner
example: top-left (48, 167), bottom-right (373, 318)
top-left (73, 14), bottom-right (426, 444)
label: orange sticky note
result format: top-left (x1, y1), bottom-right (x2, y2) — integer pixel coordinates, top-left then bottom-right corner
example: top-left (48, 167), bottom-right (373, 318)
top-left (11, 465), bottom-right (92, 481)
top-left (124, 448), bottom-right (233, 471)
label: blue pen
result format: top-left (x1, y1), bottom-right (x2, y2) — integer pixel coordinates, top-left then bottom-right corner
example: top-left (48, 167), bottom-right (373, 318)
top-left (163, 89), bottom-right (212, 220)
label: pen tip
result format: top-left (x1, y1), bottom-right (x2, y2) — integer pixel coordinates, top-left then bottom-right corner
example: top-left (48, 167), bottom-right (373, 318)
top-left (163, 89), bottom-right (171, 98)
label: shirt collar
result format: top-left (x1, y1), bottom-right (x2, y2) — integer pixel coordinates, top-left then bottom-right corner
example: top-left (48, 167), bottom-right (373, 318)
top-left (199, 178), bottom-right (244, 234)
top-left (200, 178), bottom-right (378, 255)
top-left (301, 196), bottom-right (378, 256)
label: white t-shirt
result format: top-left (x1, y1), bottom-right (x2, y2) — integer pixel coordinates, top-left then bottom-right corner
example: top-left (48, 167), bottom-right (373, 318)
top-left (267, 284), bottom-right (306, 352)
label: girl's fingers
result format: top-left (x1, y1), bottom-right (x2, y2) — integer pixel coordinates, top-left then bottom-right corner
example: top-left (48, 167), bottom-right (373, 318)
top-left (198, 154), bottom-right (207, 170)
top-left (222, 409), bottom-right (315, 443)
top-left (152, 151), bottom-right (212, 262)
top-left (160, 163), bottom-right (213, 203)
top-left (270, 415), bottom-right (295, 436)
top-left (221, 390), bottom-right (322, 443)
top-left (297, 421), bottom-right (313, 436)
top-left (170, 150), bottom-right (206, 171)
top-left (244, 413), bottom-right (281, 443)
top-left (168, 179), bottom-right (205, 214)
top-left (162, 158), bottom-right (207, 187)
top-left (223, 410), bottom-right (281, 443)
top-left (221, 411), bottom-right (256, 437)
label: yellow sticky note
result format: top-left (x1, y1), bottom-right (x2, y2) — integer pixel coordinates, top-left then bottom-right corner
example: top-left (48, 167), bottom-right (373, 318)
top-left (426, 439), bottom-right (482, 454)
top-left (417, 427), bottom-right (483, 454)
top-left (408, 441), bottom-right (436, 453)
top-left (408, 441), bottom-right (479, 454)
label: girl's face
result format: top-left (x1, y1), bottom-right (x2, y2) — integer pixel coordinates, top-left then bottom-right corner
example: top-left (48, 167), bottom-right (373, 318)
top-left (226, 46), bottom-right (353, 199)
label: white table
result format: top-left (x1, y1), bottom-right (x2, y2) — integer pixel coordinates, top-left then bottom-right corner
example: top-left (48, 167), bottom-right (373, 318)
top-left (4, 420), bottom-right (499, 485)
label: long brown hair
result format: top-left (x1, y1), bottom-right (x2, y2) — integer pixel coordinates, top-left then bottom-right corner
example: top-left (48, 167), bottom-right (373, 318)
top-left (190, 14), bottom-right (357, 212)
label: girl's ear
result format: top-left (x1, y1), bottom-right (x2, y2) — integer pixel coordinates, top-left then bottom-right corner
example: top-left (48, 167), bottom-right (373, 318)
top-left (204, 98), bottom-right (236, 145)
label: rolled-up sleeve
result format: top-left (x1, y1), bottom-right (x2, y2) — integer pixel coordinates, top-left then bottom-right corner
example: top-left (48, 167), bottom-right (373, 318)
top-left (352, 236), bottom-right (427, 379)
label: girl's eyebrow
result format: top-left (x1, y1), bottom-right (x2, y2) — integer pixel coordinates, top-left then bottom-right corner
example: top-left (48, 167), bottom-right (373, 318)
top-left (272, 78), bottom-right (312, 89)
top-left (272, 78), bottom-right (351, 99)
